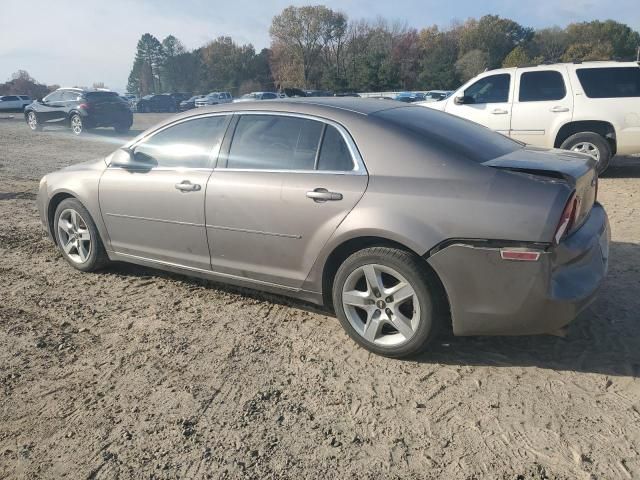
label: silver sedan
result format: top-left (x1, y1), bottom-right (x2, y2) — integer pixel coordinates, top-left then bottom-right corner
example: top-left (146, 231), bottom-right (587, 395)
top-left (37, 99), bottom-right (610, 358)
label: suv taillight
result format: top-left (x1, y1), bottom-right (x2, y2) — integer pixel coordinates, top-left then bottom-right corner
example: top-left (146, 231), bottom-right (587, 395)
top-left (78, 103), bottom-right (90, 110)
top-left (554, 192), bottom-right (579, 244)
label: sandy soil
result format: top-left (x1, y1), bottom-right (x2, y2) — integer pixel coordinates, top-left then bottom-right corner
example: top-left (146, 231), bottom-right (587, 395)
top-left (0, 114), bottom-right (639, 479)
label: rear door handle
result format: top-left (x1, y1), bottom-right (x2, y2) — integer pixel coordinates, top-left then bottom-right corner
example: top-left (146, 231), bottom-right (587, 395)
top-left (550, 106), bottom-right (570, 112)
top-left (491, 108), bottom-right (509, 115)
top-left (306, 188), bottom-right (343, 202)
top-left (175, 180), bottom-right (201, 192)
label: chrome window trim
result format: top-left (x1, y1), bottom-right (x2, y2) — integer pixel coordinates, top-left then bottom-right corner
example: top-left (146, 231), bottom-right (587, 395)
top-left (220, 110), bottom-right (367, 175)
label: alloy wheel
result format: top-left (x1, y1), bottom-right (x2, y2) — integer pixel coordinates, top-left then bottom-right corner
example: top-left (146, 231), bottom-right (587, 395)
top-left (27, 112), bottom-right (38, 130)
top-left (57, 209), bottom-right (92, 264)
top-left (342, 263), bottom-right (421, 346)
top-left (70, 115), bottom-right (83, 135)
top-left (571, 142), bottom-right (600, 162)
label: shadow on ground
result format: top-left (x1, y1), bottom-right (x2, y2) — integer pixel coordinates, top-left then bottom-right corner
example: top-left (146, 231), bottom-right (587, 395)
top-left (101, 240), bottom-right (639, 377)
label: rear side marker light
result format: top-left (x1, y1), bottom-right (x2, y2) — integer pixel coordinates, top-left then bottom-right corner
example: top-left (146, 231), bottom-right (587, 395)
top-left (500, 249), bottom-right (541, 262)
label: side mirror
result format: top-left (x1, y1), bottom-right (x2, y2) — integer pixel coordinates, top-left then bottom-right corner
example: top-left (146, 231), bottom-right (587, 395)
top-left (454, 95), bottom-right (473, 105)
top-left (110, 147), bottom-right (154, 170)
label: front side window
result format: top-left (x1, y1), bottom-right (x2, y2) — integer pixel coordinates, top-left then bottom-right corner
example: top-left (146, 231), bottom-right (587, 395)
top-left (1, 96), bottom-right (19, 101)
top-left (577, 67), bottom-right (640, 98)
top-left (464, 74), bottom-right (511, 104)
top-left (132, 115), bottom-right (229, 169)
top-left (227, 115), bottom-right (323, 170)
top-left (44, 91), bottom-right (63, 102)
top-left (519, 71), bottom-right (566, 102)
top-left (262, 93), bottom-right (277, 99)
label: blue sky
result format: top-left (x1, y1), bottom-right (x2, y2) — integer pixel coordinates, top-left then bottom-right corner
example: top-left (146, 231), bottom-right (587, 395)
top-left (1, 0), bottom-right (639, 92)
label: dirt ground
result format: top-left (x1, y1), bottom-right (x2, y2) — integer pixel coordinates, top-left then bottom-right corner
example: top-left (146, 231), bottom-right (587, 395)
top-left (0, 113), bottom-right (639, 480)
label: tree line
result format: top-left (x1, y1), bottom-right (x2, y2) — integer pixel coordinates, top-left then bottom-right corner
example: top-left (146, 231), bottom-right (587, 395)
top-left (126, 6), bottom-right (640, 96)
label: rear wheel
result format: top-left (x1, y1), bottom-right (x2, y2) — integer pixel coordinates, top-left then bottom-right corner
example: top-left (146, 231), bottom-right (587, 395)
top-left (26, 111), bottom-right (42, 131)
top-left (54, 198), bottom-right (109, 272)
top-left (561, 132), bottom-right (611, 174)
top-left (70, 113), bottom-right (84, 135)
top-left (332, 247), bottom-right (443, 358)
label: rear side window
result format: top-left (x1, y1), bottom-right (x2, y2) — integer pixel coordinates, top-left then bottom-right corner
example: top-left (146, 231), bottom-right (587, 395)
top-left (132, 115), bottom-right (229, 169)
top-left (262, 93), bottom-right (277, 99)
top-left (519, 71), bottom-right (566, 101)
top-left (2, 96), bottom-right (19, 101)
top-left (577, 67), bottom-right (640, 98)
top-left (227, 115), bottom-right (323, 170)
top-left (373, 106), bottom-right (521, 164)
top-left (317, 125), bottom-right (353, 171)
top-left (464, 74), bottom-right (510, 104)
top-left (62, 91), bottom-right (80, 101)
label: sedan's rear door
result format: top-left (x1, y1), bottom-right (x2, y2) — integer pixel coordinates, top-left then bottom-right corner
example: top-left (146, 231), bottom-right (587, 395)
top-left (99, 114), bottom-right (230, 270)
top-left (205, 113), bottom-right (368, 288)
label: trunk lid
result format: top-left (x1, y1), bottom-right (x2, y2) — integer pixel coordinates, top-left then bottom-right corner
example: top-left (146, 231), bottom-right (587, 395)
top-left (485, 146), bottom-right (598, 233)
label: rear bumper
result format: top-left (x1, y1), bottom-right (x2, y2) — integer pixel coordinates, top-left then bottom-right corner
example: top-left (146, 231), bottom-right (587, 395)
top-left (427, 203), bottom-right (610, 336)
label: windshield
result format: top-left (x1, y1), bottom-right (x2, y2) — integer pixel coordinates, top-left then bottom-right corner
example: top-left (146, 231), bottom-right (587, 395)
top-left (373, 106), bottom-right (522, 163)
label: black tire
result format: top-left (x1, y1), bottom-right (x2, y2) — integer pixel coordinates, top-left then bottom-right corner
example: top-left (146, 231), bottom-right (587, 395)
top-left (114, 124), bottom-right (131, 134)
top-left (332, 247), bottom-right (444, 358)
top-left (560, 132), bottom-right (611, 174)
top-left (54, 198), bottom-right (109, 272)
top-left (25, 111), bottom-right (42, 131)
top-left (69, 113), bottom-right (84, 135)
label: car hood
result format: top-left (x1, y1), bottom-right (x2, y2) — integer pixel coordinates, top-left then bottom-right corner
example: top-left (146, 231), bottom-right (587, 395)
top-left (60, 157), bottom-right (108, 172)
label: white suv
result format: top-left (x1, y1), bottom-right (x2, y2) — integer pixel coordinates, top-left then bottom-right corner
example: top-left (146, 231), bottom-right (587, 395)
top-left (0, 95), bottom-right (32, 111)
top-left (420, 61), bottom-right (640, 172)
top-left (195, 92), bottom-right (233, 107)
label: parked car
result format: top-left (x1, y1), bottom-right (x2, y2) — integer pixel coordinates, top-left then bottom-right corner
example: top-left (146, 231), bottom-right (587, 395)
top-left (36, 99), bottom-right (609, 358)
top-left (304, 90), bottom-right (333, 97)
top-left (136, 94), bottom-right (177, 113)
top-left (235, 92), bottom-right (279, 102)
top-left (168, 92), bottom-right (192, 108)
top-left (423, 90), bottom-right (452, 102)
top-left (0, 95), bottom-right (32, 111)
top-left (420, 61), bottom-right (640, 173)
top-left (179, 95), bottom-right (205, 111)
top-left (24, 88), bottom-right (132, 135)
top-left (395, 92), bottom-right (426, 103)
top-left (334, 92), bottom-right (360, 97)
top-left (195, 92), bottom-right (233, 107)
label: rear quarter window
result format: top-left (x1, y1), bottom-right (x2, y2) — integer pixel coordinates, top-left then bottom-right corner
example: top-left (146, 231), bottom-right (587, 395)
top-left (577, 67), bottom-right (640, 98)
top-left (373, 106), bottom-right (522, 163)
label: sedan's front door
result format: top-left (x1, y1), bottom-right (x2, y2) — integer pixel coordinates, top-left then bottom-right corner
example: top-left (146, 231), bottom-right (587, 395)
top-left (99, 114), bottom-right (230, 270)
top-left (206, 113), bottom-right (368, 288)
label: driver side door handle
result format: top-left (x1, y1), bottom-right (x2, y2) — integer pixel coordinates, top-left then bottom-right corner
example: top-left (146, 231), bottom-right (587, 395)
top-left (550, 106), bottom-right (570, 113)
top-left (491, 108), bottom-right (509, 115)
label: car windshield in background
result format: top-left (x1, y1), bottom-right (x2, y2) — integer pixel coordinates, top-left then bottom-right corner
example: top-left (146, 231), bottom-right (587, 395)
top-left (373, 106), bottom-right (522, 163)
top-left (576, 67), bottom-right (640, 98)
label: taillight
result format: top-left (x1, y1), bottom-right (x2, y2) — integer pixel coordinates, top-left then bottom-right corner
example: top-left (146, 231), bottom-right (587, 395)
top-left (554, 191), bottom-right (579, 244)
top-left (78, 103), bottom-right (89, 110)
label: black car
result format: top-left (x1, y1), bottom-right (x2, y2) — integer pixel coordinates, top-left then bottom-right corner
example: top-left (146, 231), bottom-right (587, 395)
top-left (179, 95), bottom-right (204, 111)
top-left (24, 88), bottom-right (133, 135)
top-left (136, 94), bottom-right (177, 113)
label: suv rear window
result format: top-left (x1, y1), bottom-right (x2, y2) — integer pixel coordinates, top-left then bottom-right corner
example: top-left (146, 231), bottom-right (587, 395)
top-left (576, 67), bottom-right (640, 98)
top-left (519, 71), bottom-right (566, 102)
top-left (85, 91), bottom-right (121, 102)
top-left (373, 106), bottom-right (521, 163)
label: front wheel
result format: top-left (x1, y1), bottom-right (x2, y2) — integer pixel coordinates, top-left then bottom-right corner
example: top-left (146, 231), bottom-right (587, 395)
top-left (70, 113), bottom-right (84, 135)
top-left (26, 111), bottom-right (42, 131)
top-left (561, 132), bottom-right (611, 174)
top-left (332, 247), bottom-right (443, 358)
top-left (54, 198), bottom-right (109, 272)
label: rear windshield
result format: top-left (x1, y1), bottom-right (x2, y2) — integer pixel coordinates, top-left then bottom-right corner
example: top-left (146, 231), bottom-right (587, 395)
top-left (576, 67), bottom-right (640, 98)
top-left (84, 91), bottom-right (122, 102)
top-left (373, 106), bottom-right (522, 163)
